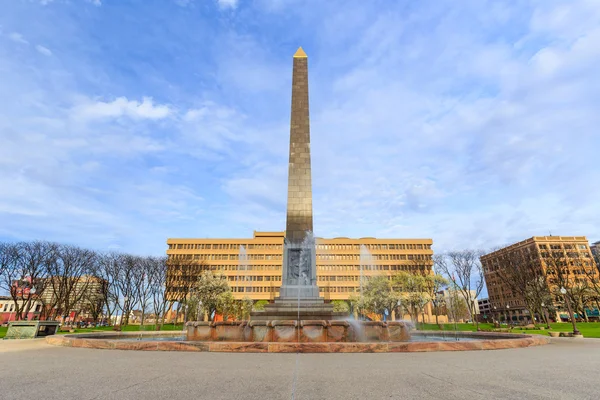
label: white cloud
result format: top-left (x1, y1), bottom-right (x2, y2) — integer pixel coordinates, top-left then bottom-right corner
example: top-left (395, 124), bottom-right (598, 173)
top-left (1, 0), bottom-right (599, 256)
top-left (73, 97), bottom-right (173, 120)
top-left (88, 0), bottom-right (101, 6)
top-left (35, 45), bottom-right (52, 56)
top-left (217, 0), bottom-right (238, 10)
top-left (9, 32), bottom-right (28, 44)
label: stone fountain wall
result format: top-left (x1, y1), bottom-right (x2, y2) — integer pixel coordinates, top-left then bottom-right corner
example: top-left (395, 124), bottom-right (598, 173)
top-left (186, 320), bottom-right (410, 343)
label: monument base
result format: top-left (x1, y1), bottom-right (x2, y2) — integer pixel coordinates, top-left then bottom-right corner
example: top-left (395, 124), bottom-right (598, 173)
top-left (251, 285), bottom-right (348, 321)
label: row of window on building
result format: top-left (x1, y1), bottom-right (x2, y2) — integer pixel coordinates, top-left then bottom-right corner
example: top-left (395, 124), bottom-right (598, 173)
top-left (318, 264), bottom-right (430, 271)
top-left (231, 286), bottom-right (366, 293)
top-left (170, 243), bottom-right (284, 250)
top-left (539, 244), bottom-right (588, 250)
top-left (317, 243), bottom-right (431, 251)
top-left (169, 254), bottom-right (284, 261)
top-left (168, 243), bottom-right (433, 251)
top-left (318, 254), bottom-right (432, 261)
top-left (169, 254), bottom-right (432, 262)
top-left (232, 287), bottom-right (279, 293)
top-left (167, 264), bottom-right (430, 274)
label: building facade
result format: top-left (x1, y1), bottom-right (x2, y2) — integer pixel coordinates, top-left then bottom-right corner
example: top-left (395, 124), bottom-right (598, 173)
top-left (0, 296), bottom-right (44, 323)
top-left (166, 231), bottom-right (434, 309)
top-left (37, 275), bottom-right (107, 322)
top-left (481, 236), bottom-right (598, 323)
top-left (477, 297), bottom-right (491, 320)
top-left (591, 241), bottom-right (600, 256)
top-left (435, 289), bottom-right (479, 322)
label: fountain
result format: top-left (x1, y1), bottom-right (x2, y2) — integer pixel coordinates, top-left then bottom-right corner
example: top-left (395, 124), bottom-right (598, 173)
top-left (44, 47), bottom-right (551, 353)
top-left (185, 319), bottom-right (411, 343)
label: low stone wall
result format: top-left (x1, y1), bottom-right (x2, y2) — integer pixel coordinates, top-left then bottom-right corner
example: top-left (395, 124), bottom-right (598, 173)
top-left (45, 330), bottom-right (550, 353)
top-left (185, 320), bottom-right (411, 343)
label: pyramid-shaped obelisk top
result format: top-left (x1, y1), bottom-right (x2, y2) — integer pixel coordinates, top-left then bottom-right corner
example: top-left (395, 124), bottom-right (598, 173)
top-left (293, 46), bottom-right (307, 58)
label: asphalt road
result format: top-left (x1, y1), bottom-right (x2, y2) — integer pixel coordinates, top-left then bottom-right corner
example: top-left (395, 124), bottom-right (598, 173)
top-left (0, 338), bottom-right (598, 400)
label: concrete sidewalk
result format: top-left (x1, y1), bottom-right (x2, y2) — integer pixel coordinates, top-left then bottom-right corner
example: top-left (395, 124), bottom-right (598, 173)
top-left (0, 338), bottom-right (48, 353)
top-left (0, 338), bottom-right (598, 400)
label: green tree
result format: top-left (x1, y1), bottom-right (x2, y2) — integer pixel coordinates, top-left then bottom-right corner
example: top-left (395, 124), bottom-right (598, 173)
top-left (332, 300), bottom-right (350, 313)
top-left (348, 293), bottom-right (366, 318)
top-left (252, 300), bottom-right (269, 312)
top-left (361, 276), bottom-right (400, 321)
top-left (185, 296), bottom-right (204, 321)
top-left (216, 291), bottom-right (236, 321)
top-left (191, 271), bottom-right (230, 321)
top-left (424, 273), bottom-right (448, 325)
top-left (393, 272), bottom-right (430, 323)
top-left (234, 296), bottom-right (254, 320)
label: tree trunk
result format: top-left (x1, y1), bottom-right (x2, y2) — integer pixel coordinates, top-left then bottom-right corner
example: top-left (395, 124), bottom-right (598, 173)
top-left (527, 307), bottom-right (536, 325)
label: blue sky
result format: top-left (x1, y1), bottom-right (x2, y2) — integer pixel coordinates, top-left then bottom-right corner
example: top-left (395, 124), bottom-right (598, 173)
top-left (0, 0), bottom-right (599, 256)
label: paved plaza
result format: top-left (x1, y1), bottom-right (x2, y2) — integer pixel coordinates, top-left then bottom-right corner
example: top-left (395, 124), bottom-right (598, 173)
top-left (1, 338), bottom-right (598, 400)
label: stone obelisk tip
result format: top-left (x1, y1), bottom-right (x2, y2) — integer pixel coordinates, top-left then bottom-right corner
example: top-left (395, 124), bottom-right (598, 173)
top-left (293, 46), bottom-right (307, 58)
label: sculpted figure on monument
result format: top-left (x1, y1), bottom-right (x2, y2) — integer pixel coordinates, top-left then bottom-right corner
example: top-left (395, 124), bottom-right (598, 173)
top-left (299, 249), bottom-right (310, 285)
top-left (289, 249), bottom-right (301, 280)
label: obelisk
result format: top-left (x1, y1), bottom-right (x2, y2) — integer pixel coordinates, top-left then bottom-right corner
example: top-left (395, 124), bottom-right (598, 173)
top-left (251, 47), bottom-right (338, 320)
top-left (276, 46), bottom-right (321, 301)
top-left (285, 46), bottom-right (313, 243)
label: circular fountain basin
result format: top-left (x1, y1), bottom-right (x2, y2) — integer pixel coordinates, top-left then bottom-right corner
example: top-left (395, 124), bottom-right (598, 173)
top-left (46, 330), bottom-right (549, 352)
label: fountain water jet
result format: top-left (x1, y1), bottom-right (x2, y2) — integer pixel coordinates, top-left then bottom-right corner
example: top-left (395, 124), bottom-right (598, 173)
top-left (237, 245), bottom-right (249, 294)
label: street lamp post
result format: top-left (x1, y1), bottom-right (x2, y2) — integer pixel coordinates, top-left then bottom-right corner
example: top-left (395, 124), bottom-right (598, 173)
top-left (493, 306), bottom-right (497, 324)
top-left (541, 302), bottom-right (551, 329)
top-left (506, 305), bottom-right (510, 326)
top-left (560, 287), bottom-right (580, 335)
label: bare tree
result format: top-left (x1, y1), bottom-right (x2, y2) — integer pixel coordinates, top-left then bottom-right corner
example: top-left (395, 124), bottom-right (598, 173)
top-left (543, 245), bottom-right (595, 322)
top-left (166, 258), bottom-right (207, 323)
top-left (97, 252), bottom-right (124, 326)
top-left (149, 256), bottom-right (169, 329)
top-left (136, 257), bottom-right (155, 326)
top-left (44, 244), bottom-right (98, 321)
top-left (435, 250), bottom-right (485, 330)
top-left (1, 241), bottom-right (55, 320)
top-left (490, 247), bottom-right (551, 324)
top-left (572, 251), bottom-right (600, 318)
top-left (0, 242), bottom-right (19, 294)
top-left (114, 254), bottom-right (142, 326)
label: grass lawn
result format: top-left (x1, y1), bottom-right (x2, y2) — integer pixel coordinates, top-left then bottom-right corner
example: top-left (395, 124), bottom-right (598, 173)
top-left (418, 323), bottom-right (495, 332)
top-left (417, 322), bottom-right (600, 338)
top-left (54, 323), bottom-right (185, 335)
top-left (0, 324), bottom-right (185, 339)
top-left (510, 322), bottom-right (600, 338)
top-left (3, 321), bottom-right (599, 339)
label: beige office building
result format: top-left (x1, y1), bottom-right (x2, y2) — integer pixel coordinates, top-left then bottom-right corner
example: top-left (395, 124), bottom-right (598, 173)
top-left (166, 231), bottom-right (433, 307)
